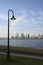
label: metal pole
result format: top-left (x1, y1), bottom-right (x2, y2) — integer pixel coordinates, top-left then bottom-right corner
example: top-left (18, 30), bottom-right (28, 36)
top-left (7, 9), bottom-right (14, 60)
top-left (7, 10), bottom-right (10, 60)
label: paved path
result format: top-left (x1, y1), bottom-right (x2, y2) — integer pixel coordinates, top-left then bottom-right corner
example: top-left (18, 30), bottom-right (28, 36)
top-left (0, 52), bottom-right (43, 60)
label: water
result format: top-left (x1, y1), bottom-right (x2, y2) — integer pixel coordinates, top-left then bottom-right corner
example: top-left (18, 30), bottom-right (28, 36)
top-left (0, 38), bottom-right (43, 49)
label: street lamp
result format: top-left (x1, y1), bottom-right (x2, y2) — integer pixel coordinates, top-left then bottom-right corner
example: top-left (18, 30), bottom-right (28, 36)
top-left (7, 9), bottom-right (16, 60)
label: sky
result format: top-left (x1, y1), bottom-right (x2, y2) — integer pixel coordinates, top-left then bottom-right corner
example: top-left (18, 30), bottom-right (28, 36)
top-left (0, 0), bottom-right (43, 37)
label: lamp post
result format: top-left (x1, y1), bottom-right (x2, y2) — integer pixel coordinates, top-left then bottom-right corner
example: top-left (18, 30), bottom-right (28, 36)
top-left (7, 9), bottom-right (16, 60)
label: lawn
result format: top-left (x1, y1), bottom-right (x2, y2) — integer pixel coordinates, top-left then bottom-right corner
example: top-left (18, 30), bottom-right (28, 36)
top-left (0, 55), bottom-right (43, 65)
top-left (0, 45), bottom-right (43, 56)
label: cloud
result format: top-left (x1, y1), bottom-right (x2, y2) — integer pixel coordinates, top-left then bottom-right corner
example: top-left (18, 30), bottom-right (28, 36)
top-left (30, 10), bottom-right (36, 15)
top-left (39, 10), bottom-right (43, 16)
top-left (29, 10), bottom-right (43, 25)
top-left (10, 9), bottom-right (28, 29)
top-left (0, 14), bottom-right (7, 20)
top-left (0, 9), bottom-right (28, 37)
top-left (10, 10), bottom-right (43, 29)
top-left (10, 16), bottom-right (25, 26)
top-left (10, 14), bottom-right (27, 36)
top-left (32, 21), bottom-right (38, 24)
top-left (0, 10), bottom-right (43, 26)
top-left (0, 10), bottom-right (43, 37)
top-left (0, 25), bottom-right (7, 37)
top-left (18, 9), bottom-right (28, 16)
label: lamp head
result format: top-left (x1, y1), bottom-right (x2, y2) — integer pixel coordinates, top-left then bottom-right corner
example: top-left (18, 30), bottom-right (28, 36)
top-left (11, 15), bottom-right (16, 20)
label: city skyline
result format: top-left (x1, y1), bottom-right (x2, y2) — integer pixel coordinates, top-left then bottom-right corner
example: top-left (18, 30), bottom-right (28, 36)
top-left (11, 32), bottom-right (43, 39)
top-left (0, 0), bottom-right (43, 37)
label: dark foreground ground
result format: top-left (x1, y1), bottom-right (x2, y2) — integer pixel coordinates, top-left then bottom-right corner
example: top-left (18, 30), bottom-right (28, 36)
top-left (0, 55), bottom-right (43, 65)
top-left (0, 45), bottom-right (43, 65)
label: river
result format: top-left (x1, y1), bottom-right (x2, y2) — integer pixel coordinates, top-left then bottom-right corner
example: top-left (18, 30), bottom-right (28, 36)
top-left (0, 38), bottom-right (43, 49)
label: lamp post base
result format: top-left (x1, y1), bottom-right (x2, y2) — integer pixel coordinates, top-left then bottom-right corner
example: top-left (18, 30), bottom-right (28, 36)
top-left (7, 50), bottom-right (10, 60)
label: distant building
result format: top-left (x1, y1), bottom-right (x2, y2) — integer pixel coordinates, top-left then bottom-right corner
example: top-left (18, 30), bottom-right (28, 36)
top-left (27, 34), bottom-right (30, 39)
top-left (11, 36), bottom-right (14, 38)
top-left (15, 33), bottom-right (19, 39)
top-left (40, 35), bottom-right (43, 39)
top-left (37, 34), bottom-right (41, 39)
top-left (21, 33), bottom-right (25, 39)
top-left (31, 35), bottom-right (38, 39)
top-left (11, 33), bottom-right (43, 39)
top-left (25, 33), bottom-right (30, 39)
top-left (25, 34), bottom-right (28, 39)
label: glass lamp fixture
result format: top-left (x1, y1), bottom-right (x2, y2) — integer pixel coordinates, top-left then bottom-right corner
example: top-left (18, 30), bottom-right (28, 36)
top-left (10, 15), bottom-right (16, 20)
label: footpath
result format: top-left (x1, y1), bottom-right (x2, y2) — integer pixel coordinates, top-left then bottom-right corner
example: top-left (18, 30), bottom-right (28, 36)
top-left (0, 52), bottom-right (43, 60)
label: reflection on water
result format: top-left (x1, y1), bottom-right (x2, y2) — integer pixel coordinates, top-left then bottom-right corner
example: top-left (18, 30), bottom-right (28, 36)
top-left (0, 38), bottom-right (43, 49)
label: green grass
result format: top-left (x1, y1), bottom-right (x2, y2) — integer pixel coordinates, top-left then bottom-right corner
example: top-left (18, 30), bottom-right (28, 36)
top-left (0, 55), bottom-right (43, 65)
top-left (0, 45), bottom-right (43, 56)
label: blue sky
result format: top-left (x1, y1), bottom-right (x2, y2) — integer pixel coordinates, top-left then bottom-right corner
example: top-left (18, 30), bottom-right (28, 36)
top-left (0, 0), bottom-right (43, 37)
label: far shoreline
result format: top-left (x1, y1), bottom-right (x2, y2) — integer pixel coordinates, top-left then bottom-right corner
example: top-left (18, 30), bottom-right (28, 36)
top-left (0, 38), bottom-right (43, 40)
